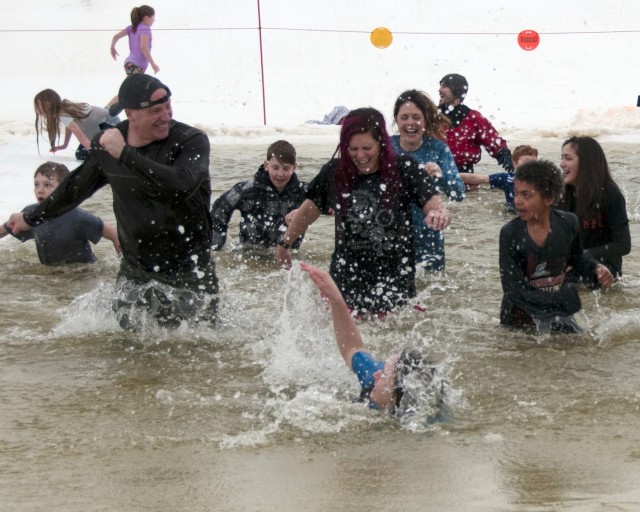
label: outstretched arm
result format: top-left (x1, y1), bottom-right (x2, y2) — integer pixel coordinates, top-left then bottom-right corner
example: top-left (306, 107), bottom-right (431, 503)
top-left (459, 172), bottom-right (490, 186)
top-left (300, 262), bottom-right (364, 370)
top-left (276, 199), bottom-right (320, 268)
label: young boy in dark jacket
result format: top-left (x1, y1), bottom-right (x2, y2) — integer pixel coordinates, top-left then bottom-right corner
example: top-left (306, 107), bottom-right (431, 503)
top-left (211, 140), bottom-right (307, 250)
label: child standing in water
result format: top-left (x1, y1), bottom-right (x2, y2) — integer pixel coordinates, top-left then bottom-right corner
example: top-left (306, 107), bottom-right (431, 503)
top-left (110, 5), bottom-right (159, 75)
top-left (460, 144), bottom-right (539, 213)
top-left (211, 140), bottom-right (307, 251)
top-left (34, 89), bottom-right (119, 161)
top-left (0, 162), bottom-right (120, 265)
top-left (499, 160), bottom-right (613, 333)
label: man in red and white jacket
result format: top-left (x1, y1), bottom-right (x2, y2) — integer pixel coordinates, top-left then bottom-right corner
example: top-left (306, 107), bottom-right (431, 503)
top-left (438, 73), bottom-right (513, 174)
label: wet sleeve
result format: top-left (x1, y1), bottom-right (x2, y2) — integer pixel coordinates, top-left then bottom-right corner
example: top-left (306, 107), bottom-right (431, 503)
top-left (74, 209), bottom-right (105, 245)
top-left (587, 190), bottom-right (631, 262)
top-left (436, 144), bottom-right (465, 202)
top-left (399, 156), bottom-right (437, 207)
top-left (210, 181), bottom-right (252, 250)
top-left (306, 161), bottom-right (335, 214)
top-left (117, 129), bottom-right (211, 202)
top-left (471, 111), bottom-right (509, 159)
top-left (499, 222), bottom-right (581, 320)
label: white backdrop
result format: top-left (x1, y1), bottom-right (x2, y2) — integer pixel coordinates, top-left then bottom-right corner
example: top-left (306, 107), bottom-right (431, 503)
top-left (1, 0), bottom-right (640, 133)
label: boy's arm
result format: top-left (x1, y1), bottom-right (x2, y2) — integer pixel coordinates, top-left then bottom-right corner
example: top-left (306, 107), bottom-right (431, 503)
top-left (0, 221), bottom-right (9, 239)
top-left (101, 222), bottom-right (121, 256)
top-left (569, 240), bottom-right (613, 289)
top-left (210, 181), bottom-right (251, 250)
top-left (300, 263), bottom-right (364, 370)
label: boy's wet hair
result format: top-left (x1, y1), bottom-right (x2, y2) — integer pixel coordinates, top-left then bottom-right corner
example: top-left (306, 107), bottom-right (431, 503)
top-left (512, 144), bottom-right (538, 163)
top-left (34, 161), bottom-right (70, 183)
top-left (514, 159), bottom-right (564, 202)
top-left (266, 140), bottom-right (296, 166)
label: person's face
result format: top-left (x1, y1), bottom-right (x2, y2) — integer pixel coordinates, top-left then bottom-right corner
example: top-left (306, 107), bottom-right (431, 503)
top-left (396, 101), bottom-right (425, 146)
top-left (143, 14), bottom-right (155, 26)
top-left (513, 179), bottom-right (553, 223)
top-left (560, 143), bottom-right (579, 186)
top-left (126, 89), bottom-right (172, 144)
top-left (347, 132), bottom-right (380, 175)
top-left (265, 156), bottom-right (295, 192)
top-left (514, 154), bottom-right (537, 169)
top-left (438, 83), bottom-right (457, 108)
top-left (34, 173), bottom-right (59, 202)
top-left (369, 353), bottom-right (400, 410)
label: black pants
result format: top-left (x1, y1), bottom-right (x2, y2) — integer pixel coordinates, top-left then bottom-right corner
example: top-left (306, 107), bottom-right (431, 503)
top-left (113, 258), bottom-right (219, 330)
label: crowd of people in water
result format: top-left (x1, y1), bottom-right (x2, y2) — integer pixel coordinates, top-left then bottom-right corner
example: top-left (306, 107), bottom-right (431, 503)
top-left (0, 5), bottom-right (633, 417)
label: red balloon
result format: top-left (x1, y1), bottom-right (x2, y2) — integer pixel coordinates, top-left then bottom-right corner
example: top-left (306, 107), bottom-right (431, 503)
top-left (517, 30), bottom-right (540, 51)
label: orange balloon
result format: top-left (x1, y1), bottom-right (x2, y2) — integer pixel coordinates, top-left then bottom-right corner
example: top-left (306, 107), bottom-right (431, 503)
top-left (370, 27), bottom-right (393, 49)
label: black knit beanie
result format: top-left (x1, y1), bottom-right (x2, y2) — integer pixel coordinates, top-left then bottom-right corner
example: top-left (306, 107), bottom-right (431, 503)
top-left (440, 74), bottom-right (468, 101)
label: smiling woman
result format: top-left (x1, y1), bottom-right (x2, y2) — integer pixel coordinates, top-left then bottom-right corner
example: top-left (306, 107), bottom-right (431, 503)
top-left (276, 107), bottom-right (451, 317)
top-left (391, 89), bottom-right (465, 272)
top-left (558, 136), bottom-right (631, 280)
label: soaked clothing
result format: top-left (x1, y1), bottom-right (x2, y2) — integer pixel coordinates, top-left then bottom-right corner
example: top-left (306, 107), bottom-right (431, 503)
top-left (114, 257), bottom-right (218, 330)
top-left (351, 351), bottom-right (383, 409)
top-left (391, 135), bottom-right (465, 271)
top-left (439, 104), bottom-right (510, 173)
top-left (561, 182), bottom-right (631, 278)
top-left (488, 172), bottom-right (515, 212)
top-left (124, 23), bottom-right (152, 71)
top-left (22, 119), bottom-right (216, 326)
top-left (8, 203), bottom-right (103, 265)
top-left (211, 165), bottom-right (307, 250)
top-left (499, 209), bottom-right (599, 330)
top-left (306, 156), bottom-right (436, 315)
